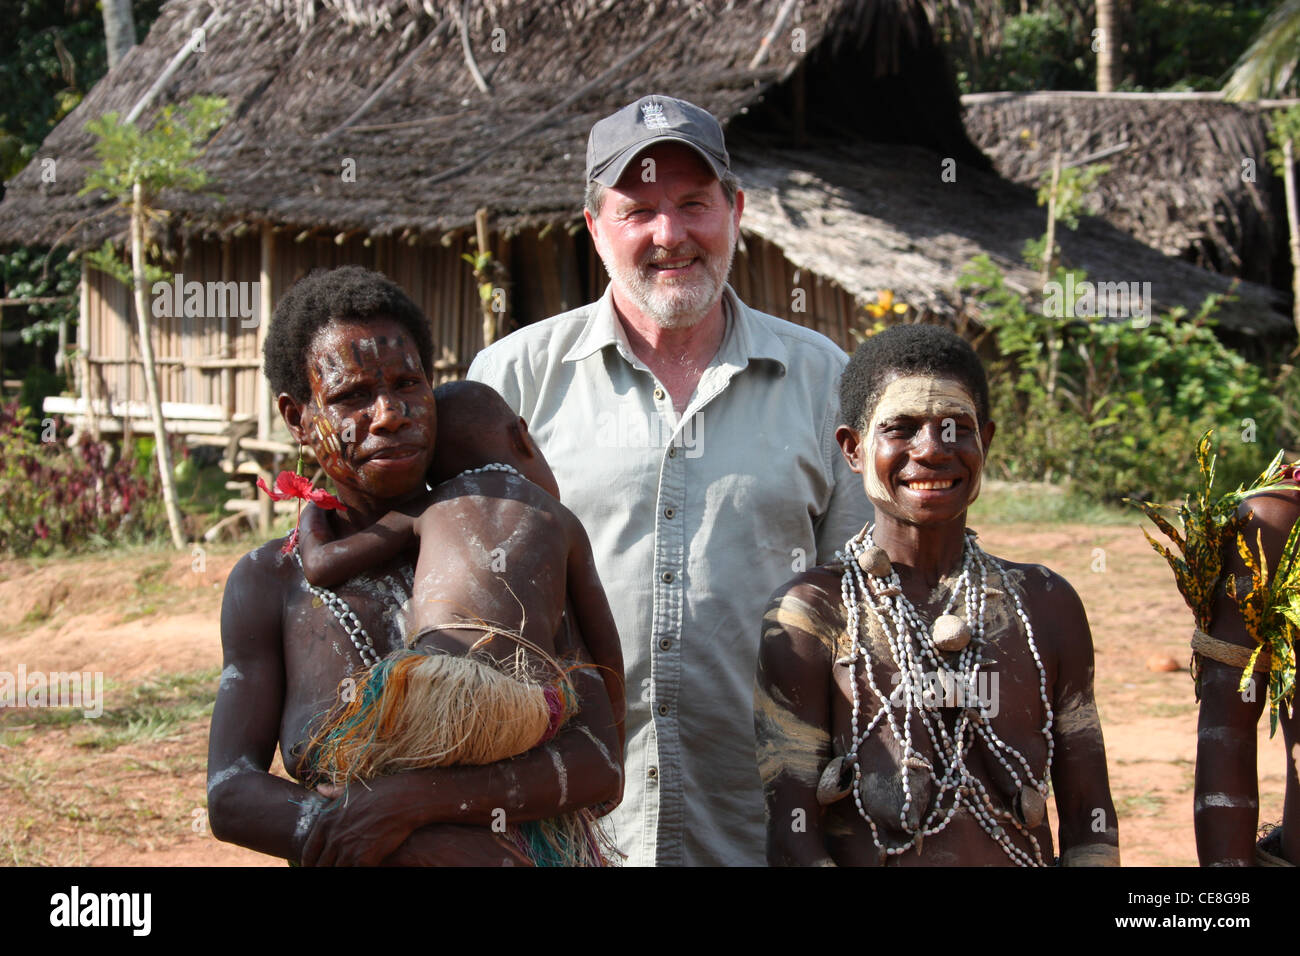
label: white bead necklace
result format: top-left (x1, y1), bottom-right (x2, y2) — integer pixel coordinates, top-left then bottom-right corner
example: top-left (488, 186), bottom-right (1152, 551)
top-left (837, 525), bottom-right (1054, 866)
top-left (457, 462), bottom-right (520, 478)
top-left (293, 551), bottom-right (413, 669)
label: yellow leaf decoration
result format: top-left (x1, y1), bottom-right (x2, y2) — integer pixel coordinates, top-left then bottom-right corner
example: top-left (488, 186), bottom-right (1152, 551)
top-left (1129, 429), bottom-right (1299, 730)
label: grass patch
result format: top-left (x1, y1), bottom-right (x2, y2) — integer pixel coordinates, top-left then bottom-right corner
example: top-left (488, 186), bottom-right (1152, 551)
top-left (74, 669), bottom-right (218, 750)
top-left (970, 482), bottom-right (1136, 525)
top-left (0, 668), bottom-right (219, 750)
top-left (1115, 792), bottom-right (1166, 818)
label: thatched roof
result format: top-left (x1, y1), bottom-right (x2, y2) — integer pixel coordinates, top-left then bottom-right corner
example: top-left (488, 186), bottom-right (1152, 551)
top-left (962, 92), bottom-right (1285, 287)
top-left (0, 0), bottom-right (979, 247)
top-left (733, 133), bottom-right (1284, 333)
top-left (0, 0), bottom-right (1287, 335)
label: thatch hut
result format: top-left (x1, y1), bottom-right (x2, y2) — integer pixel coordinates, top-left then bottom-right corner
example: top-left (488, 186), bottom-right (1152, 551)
top-left (962, 91), bottom-right (1290, 292)
top-left (0, 0), bottom-right (1288, 460)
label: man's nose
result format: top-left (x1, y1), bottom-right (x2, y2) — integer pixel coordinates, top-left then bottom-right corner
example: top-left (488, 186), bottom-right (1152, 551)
top-left (369, 391), bottom-right (409, 431)
top-left (913, 423), bottom-right (953, 459)
top-left (651, 208), bottom-right (687, 248)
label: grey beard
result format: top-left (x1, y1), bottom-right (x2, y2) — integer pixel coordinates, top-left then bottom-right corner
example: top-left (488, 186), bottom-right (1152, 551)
top-left (600, 241), bottom-right (736, 330)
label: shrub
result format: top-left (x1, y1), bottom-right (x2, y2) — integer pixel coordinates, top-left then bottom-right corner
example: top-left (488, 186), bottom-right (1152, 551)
top-left (0, 401), bottom-right (170, 557)
top-left (960, 257), bottom-right (1281, 503)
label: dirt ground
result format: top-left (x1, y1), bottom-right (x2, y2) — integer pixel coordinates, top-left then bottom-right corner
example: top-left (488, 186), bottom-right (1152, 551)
top-left (0, 522), bottom-right (1289, 867)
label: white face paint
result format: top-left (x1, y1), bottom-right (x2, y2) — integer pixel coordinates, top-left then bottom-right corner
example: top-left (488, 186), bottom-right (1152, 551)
top-left (862, 375), bottom-right (984, 508)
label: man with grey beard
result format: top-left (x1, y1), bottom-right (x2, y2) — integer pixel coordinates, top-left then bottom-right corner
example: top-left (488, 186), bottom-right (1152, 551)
top-left (468, 94), bottom-right (869, 865)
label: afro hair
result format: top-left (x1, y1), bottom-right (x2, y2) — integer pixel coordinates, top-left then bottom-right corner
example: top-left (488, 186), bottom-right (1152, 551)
top-left (839, 324), bottom-right (989, 433)
top-left (263, 265), bottom-right (435, 404)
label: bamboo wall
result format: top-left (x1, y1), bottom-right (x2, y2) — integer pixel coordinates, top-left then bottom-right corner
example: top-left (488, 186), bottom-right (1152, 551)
top-left (80, 224), bottom-right (863, 428)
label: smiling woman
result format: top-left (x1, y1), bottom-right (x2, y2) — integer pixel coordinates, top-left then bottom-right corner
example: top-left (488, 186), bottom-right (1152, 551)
top-left (756, 323), bottom-right (1121, 867)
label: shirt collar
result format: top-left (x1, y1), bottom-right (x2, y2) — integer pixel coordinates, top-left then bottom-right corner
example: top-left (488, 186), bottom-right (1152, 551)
top-left (562, 284), bottom-right (789, 374)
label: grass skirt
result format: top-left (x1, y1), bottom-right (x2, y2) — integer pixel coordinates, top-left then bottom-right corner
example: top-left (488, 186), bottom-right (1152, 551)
top-left (303, 645), bottom-right (614, 866)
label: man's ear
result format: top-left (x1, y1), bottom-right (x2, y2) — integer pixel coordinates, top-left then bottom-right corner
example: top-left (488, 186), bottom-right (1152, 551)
top-left (584, 206), bottom-right (607, 262)
top-left (835, 424), bottom-right (865, 474)
top-left (980, 419), bottom-right (996, 457)
top-left (278, 393), bottom-right (310, 444)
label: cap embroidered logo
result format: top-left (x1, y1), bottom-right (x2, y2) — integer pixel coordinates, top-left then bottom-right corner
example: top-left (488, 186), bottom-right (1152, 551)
top-left (641, 102), bottom-right (669, 130)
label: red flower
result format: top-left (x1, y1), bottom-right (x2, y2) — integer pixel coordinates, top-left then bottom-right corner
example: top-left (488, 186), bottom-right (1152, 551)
top-left (256, 471), bottom-right (346, 555)
top-left (256, 471), bottom-right (346, 511)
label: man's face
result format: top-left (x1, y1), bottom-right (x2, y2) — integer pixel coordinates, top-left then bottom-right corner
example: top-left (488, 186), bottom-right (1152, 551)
top-left (585, 143), bottom-right (743, 329)
top-left (282, 317), bottom-right (436, 511)
top-left (840, 373), bottom-right (994, 528)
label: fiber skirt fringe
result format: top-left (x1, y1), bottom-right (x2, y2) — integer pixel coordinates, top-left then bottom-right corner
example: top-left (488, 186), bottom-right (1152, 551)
top-left (303, 647), bottom-right (616, 867)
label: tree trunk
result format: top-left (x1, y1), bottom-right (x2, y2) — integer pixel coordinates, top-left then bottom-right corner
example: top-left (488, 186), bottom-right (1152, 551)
top-left (1096, 0), bottom-right (1121, 93)
top-left (1285, 138), bottom-right (1300, 338)
top-left (102, 0), bottom-right (136, 70)
top-left (130, 182), bottom-right (186, 549)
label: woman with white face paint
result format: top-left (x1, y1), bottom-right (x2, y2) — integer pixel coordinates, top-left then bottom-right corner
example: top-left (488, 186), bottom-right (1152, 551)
top-left (755, 324), bottom-right (1120, 867)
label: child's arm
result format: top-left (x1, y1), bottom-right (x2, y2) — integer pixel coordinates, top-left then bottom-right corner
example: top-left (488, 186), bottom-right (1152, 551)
top-left (298, 500), bottom-right (421, 589)
top-left (564, 515), bottom-right (626, 754)
top-left (1041, 570), bottom-right (1121, 866)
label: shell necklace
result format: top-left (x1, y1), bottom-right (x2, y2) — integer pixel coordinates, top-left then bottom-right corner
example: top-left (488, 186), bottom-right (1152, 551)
top-left (829, 525), bottom-right (1054, 866)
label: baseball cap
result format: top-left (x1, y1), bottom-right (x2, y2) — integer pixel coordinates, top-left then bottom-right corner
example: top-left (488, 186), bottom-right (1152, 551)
top-left (586, 94), bottom-right (730, 187)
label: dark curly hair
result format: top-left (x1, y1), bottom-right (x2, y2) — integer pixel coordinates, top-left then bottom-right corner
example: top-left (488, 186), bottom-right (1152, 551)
top-left (263, 266), bottom-right (435, 403)
top-left (839, 324), bottom-right (989, 433)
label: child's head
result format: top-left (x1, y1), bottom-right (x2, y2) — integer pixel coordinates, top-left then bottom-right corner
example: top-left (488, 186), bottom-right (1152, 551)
top-left (431, 381), bottom-right (560, 498)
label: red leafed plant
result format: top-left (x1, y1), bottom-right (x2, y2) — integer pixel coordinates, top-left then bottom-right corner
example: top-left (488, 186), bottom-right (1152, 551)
top-left (0, 400), bottom-right (171, 556)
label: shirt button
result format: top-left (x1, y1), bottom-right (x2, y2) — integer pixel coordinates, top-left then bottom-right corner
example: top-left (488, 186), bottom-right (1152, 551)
top-left (647, 767), bottom-right (658, 779)
top-left (667, 446), bottom-right (677, 458)
top-left (659, 638), bottom-right (672, 651)
top-left (653, 387), bottom-right (665, 401)
top-left (657, 703), bottom-right (669, 716)
top-left (661, 571), bottom-right (674, 583)
top-left (664, 507), bottom-right (675, 519)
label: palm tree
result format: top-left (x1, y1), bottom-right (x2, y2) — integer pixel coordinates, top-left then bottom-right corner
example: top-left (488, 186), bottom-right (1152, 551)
top-left (101, 0), bottom-right (136, 69)
top-left (1224, 0), bottom-right (1300, 101)
top-left (1096, 0), bottom-right (1121, 92)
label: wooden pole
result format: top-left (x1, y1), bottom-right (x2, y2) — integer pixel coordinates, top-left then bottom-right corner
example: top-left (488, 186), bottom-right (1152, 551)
top-left (1284, 138), bottom-right (1300, 338)
top-left (258, 224), bottom-right (274, 533)
top-left (1042, 151), bottom-right (1063, 403)
top-left (221, 239), bottom-right (234, 422)
top-left (80, 262), bottom-right (100, 442)
top-left (1042, 150), bottom-right (1062, 285)
top-left (131, 181), bottom-right (186, 549)
top-left (475, 208), bottom-right (497, 347)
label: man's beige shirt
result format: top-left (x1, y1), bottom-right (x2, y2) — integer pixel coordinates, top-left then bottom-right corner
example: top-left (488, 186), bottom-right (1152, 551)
top-left (468, 285), bottom-right (870, 865)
